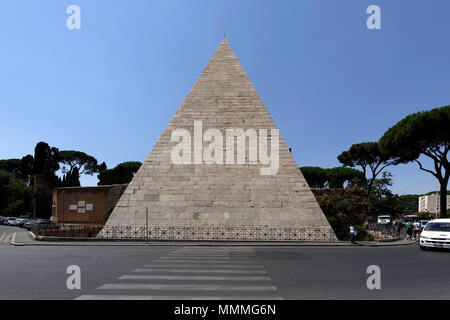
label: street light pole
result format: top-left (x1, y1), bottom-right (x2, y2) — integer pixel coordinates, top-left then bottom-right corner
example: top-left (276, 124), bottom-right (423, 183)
top-left (146, 207), bottom-right (149, 245)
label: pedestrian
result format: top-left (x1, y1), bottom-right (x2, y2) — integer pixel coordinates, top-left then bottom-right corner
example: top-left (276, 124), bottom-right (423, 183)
top-left (396, 219), bottom-right (403, 237)
top-left (349, 225), bottom-right (357, 244)
top-left (406, 221), bottom-right (413, 240)
top-left (413, 219), bottom-right (421, 241)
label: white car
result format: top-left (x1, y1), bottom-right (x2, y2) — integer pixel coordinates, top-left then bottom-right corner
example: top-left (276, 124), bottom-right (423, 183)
top-left (377, 215), bottom-right (391, 224)
top-left (6, 217), bottom-right (18, 226)
top-left (420, 219), bottom-right (450, 250)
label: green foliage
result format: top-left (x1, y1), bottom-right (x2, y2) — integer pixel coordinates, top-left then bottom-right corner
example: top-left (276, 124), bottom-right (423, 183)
top-left (423, 190), bottom-right (450, 196)
top-left (98, 162), bottom-right (107, 172)
top-left (60, 167), bottom-right (81, 187)
top-left (0, 170), bottom-right (34, 217)
top-left (59, 150), bottom-right (100, 182)
top-left (300, 166), bottom-right (328, 188)
top-left (379, 105), bottom-right (450, 217)
top-left (312, 188), bottom-right (368, 225)
top-left (396, 194), bottom-right (419, 214)
top-left (20, 154), bottom-right (34, 183)
top-left (0, 142), bottom-right (108, 218)
top-left (33, 142), bottom-right (60, 186)
top-left (327, 167), bottom-right (364, 188)
top-left (98, 161), bottom-right (142, 185)
top-left (337, 142), bottom-right (399, 196)
top-left (335, 199), bottom-right (348, 212)
top-left (380, 105), bottom-right (450, 163)
top-left (300, 166), bottom-right (364, 189)
top-left (327, 216), bottom-right (340, 229)
top-left (0, 157), bottom-right (34, 182)
top-left (367, 172), bottom-right (419, 216)
top-left (0, 159), bottom-right (22, 175)
top-left (417, 212), bottom-right (431, 219)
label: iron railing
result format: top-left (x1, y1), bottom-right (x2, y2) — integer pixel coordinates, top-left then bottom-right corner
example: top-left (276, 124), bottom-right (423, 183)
top-left (31, 223), bottom-right (338, 242)
top-left (96, 225), bottom-right (338, 242)
top-left (366, 223), bottom-right (398, 239)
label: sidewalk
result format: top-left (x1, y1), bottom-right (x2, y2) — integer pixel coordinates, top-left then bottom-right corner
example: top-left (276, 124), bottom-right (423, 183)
top-left (9, 230), bottom-right (417, 247)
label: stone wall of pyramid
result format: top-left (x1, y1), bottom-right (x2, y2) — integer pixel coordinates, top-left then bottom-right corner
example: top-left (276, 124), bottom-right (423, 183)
top-left (102, 39), bottom-right (335, 240)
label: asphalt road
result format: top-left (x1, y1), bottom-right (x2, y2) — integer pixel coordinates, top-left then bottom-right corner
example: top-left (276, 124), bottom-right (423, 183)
top-left (0, 225), bottom-right (449, 300)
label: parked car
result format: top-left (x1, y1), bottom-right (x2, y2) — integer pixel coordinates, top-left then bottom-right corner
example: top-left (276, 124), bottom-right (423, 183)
top-left (6, 217), bottom-right (18, 226)
top-left (377, 215), bottom-right (391, 224)
top-left (420, 219), bottom-right (450, 250)
top-left (0, 217), bottom-right (8, 225)
top-left (16, 218), bottom-right (28, 228)
top-left (24, 219), bottom-right (58, 231)
top-left (23, 219), bottom-right (36, 230)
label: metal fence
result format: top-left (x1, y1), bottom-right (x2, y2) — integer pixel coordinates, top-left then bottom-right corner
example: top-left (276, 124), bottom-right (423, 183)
top-left (31, 223), bottom-right (338, 242)
top-left (366, 223), bottom-right (398, 239)
top-left (97, 225), bottom-right (339, 242)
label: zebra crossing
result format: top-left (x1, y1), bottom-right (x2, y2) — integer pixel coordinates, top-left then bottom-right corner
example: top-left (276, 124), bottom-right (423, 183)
top-left (75, 247), bottom-right (282, 300)
top-left (0, 231), bottom-right (12, 245)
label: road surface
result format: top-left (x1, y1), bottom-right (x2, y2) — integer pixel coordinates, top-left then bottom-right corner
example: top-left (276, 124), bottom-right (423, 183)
top-left (0, 225), bottom-right (449, 300)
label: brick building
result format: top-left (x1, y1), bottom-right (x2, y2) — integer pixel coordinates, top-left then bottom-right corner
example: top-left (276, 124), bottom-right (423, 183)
top-left (52, 184), bottom-right (128, 223)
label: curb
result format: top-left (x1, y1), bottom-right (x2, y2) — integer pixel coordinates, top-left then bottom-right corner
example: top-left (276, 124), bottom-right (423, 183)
top-left (8, 232), bottom-right (16, 246)
top-left (9, 234), bottom-right (418, 247)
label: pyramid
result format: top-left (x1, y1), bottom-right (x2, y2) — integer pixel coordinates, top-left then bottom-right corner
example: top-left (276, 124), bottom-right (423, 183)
top-left (102, 39), bottom-right (336, 241)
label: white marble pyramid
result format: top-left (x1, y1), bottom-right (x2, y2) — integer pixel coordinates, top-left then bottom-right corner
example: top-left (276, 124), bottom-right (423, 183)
top-left (101, 39), bottom-right (336, 241)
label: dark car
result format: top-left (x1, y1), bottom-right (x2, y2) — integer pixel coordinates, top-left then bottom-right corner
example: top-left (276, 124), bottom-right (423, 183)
top-left (23, 219), bottom-right (53, 230)
top-left (23, 219), bottom-right (36, 230)
top-left (0, 217), bottom-right (7, 225)
top-left (16, 219), bottom-right (29, 228)
top-left (24, 219), bottom-right (58, 232)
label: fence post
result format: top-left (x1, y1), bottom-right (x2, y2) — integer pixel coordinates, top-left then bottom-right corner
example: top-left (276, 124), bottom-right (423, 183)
top-left (146, 207), bottom-right (149, 245)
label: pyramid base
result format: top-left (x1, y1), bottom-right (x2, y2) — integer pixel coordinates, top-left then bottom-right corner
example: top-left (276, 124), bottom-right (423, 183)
top-left (98, 225), bottom-right (337, 242)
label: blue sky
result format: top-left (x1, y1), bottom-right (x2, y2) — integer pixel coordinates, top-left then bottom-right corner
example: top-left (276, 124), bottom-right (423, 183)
top-left (0, 0), bottom-right (449, 195)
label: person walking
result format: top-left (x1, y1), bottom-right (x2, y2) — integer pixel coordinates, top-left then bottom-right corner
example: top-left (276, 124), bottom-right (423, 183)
top-left (406, 221), bottom-right (413, 240)
top-left (349, 225), bottom-right (357, 244)
top-left (413, 219), bottom-right (421, 241)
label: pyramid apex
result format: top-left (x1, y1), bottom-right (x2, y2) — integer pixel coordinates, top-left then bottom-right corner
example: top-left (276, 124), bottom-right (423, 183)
top-left (220, 37), bottom-right (229, 45)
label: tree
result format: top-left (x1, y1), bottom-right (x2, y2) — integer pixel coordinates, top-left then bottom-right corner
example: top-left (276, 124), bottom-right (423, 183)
top-left (32, 142), bottom-right (60, 218)
top-left (33, 141), bottom-right (60, 185)
top-left (327, 167), bottom-right (365, 188)
top-left (58, 150), bottom-right (100, 185)
top-left (300, 166), bottom-right (364, 189)
top-left (0, 159), bottom-right (23, 179)
top-left (0, 169), bottom-right (34, 217)
top-left (98, 161), bottom-right (142, 185)
top-left (60, 167), bottom-right (81, 187)
top-left (300, 167), bottom-right (329, 188)
top-left (20, 154), bottom-right (34, 183)
top-left (379, 105), bottom-right (450, 217)
top-left (98, 162), bottom-right (107, 172)
top-left (338, 142), bottom-right (398, 197)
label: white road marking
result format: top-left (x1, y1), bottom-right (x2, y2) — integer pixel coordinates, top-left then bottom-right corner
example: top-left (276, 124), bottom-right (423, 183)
top-left (174, 249), bottom-right (255, 253)
top-left (98, 283), bottom-right (277, 291)
top-left (75, 295), bottom-right (282, 300)
top-left (133, 268), bottom-right (267, 274)
top-left (142, 264), bottom-right (264, 269)
top-left (154, 259), bottom-right (260, 264)
top-left (159, 256), bottom-right (231, 260)
top-left (0, 234), bottom-right (5, 242)
top-left (118, 275), bottom-right (271, 281)
top-left (165, 254), bottom-right (232, 257)
top-left (74, 246), bottom-right (282, 300)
